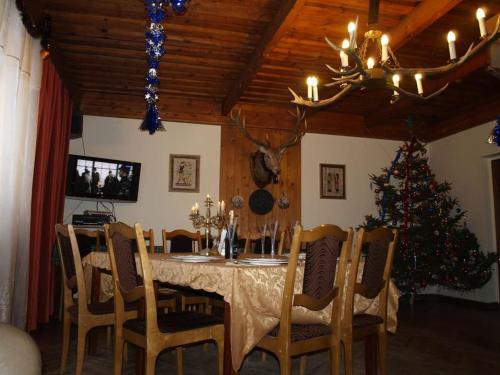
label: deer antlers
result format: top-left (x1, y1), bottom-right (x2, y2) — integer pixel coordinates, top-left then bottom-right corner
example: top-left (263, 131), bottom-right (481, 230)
top-left (229, 107), bottom-right (307, 151)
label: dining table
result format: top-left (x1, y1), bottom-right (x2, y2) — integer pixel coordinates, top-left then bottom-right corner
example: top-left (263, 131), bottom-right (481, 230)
top-left (82, 251), bottom-right (399, 374)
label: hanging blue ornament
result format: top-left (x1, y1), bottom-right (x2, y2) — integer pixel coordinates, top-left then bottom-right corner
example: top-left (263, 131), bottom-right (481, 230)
top-left (170, 0), bottom-right (188, 14)
top-left (487, 115), bottom-right (500, 146)
top-left (140, 104), bottom-right (165, 134)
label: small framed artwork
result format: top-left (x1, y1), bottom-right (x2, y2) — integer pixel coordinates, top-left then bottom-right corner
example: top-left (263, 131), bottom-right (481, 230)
top-left (169, 154), bottom-right (200, 192)
top-left (320, 164), bottom-right (346, 199)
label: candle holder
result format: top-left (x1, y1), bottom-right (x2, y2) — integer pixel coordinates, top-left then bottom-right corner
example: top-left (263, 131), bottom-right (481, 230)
top-left (189, 195), bottom-right (226, 250)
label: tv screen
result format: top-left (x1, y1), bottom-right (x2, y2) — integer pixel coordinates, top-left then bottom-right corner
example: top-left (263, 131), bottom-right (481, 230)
top-left (66, 154), bottom-right (141, 202)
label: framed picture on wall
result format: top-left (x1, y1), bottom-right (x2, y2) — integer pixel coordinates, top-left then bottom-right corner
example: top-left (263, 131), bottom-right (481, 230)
top-left (169, 154), bottom-right (200, 192)
top-left (320, 164), bottom-right (345, 199)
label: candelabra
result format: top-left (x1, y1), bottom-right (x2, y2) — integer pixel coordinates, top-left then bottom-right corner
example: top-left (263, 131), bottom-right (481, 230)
top-left (189, 195), bottom-right (226, 250)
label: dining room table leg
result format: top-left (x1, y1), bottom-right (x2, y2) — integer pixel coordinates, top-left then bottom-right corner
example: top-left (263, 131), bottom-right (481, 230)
top-left (88, 266), bottom-right (101, 355)
top-left (223, 301), bottom-right (238, 375)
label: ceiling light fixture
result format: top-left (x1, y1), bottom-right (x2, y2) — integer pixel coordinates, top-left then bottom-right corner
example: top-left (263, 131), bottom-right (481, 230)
top-left (289, 4), bottom-right (499, 109)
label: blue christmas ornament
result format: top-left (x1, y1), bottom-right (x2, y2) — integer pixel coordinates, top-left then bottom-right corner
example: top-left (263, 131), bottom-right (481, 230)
top-left (140, 104), bottom-right (165, 134)
top-left (487, 115), bottom-right (500, 146)
top-left (171, 0), bottom-right (187, 14)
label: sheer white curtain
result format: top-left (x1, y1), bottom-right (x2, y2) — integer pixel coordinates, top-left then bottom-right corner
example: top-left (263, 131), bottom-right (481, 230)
top-left (0, 0), bottom-right (42, 328)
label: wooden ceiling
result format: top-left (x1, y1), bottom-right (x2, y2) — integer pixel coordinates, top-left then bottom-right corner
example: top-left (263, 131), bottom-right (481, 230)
top-left (24, 0), bottom-right (500, 140)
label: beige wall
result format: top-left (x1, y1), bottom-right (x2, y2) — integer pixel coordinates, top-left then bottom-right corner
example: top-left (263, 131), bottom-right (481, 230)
top-left (63, 116), bottom-right (221, 236)
top-left (301, 133), bottom-right (401, 230)
top-left (429, 120), bottom-right (500, 303)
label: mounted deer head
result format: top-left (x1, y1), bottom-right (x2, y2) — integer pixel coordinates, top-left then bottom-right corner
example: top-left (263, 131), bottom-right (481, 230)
top-left (230, 108), bottom-right (306, 188)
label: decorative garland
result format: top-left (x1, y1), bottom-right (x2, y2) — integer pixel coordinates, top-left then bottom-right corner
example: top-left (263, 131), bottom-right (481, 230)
top-left (487, 115), bottom-right (500, 146)
top-left (140, 0), bottom-right (189, 134)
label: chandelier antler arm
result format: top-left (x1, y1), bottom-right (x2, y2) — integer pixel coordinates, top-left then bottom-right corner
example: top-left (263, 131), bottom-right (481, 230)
top-left (383, 16), bottom-right (499, 77)
top-left (289, 82), bottom-right (361, 108)
top-left (325, 63), bottom-right (361, 77)
top-left (390, 82), bottom-right (449, 101)
top-left (324, 75), bottom-right (361, 87)
top-left (324, 36), bottom-right (367, 76)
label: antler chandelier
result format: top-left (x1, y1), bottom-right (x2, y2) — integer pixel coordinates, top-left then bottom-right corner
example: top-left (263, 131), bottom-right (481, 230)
top-left (290, 6), bottom-right (500, 108)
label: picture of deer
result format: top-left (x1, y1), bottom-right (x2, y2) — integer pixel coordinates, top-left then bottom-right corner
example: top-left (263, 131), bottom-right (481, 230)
top-left (229, 108), bottom-right (307, 188)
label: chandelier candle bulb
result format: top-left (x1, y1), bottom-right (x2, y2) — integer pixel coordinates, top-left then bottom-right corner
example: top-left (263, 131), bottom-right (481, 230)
top-left (447, 31), bottom-right (457, 60)
top-left (221, 200), bottom-right (225, 213)
top-left (348, 21), bottom-right (357, 46)
top-left (311, 76), bottom-right (319, 102)
top-left (306, 76), bottom-right (313, 99)
top-left (381, 34), bottom-right (389, 61)
top-left (367, 57), bottom-right (375, 69)
top-left (392, 74), bottom-right (400, 96)
top-left (340, 39), bottom-right (350, 67)
top-left (415, 73), bottom-right (423, 95)
top-left (476, 8), bottom-right (487, 37)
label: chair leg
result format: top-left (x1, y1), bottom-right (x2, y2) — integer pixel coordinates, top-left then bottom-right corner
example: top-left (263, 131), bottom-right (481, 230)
top-left (343, 339), bottom-right (353, 375)
top-left (279, 355), bottom-right (291, 375)
top-left (113, 329), bottom-right (124, 375)
top-left (60, 312), bottom-right (71, 374)
top-left (75, 325), bottom-right (89, 375)
top-left (145, 350), bottom-right (158, 375)
top-left (377, 331), bottom-right (388, 375)
top-left (107, 326), bottom-right (112, 347)
top-left (175, 347), bottom-right (184, 375)
top-left (299, 355), bottom-right (307, 375)
top-left (124, 342), bottom-right (128, 363)
top-left (330, 343), bottom-right (341, 375)
top-left (215, 339), bottom-right (224, 375)
top-left (261, 351), bottom-right (267, 362)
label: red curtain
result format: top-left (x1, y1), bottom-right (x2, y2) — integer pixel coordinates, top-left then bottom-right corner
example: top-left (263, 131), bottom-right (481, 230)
top-left (27, 58), bottom-right (72, 331)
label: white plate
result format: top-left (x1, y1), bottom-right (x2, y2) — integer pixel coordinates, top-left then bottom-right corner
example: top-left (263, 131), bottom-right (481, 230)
top-left (170, 255), bottom-right (219, 263)
top-left (239, 258), bottom-right (288, 266)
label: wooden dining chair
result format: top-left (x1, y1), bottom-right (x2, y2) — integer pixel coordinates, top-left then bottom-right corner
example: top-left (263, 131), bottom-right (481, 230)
top-left (105, 223), bottom-right (177, 313)
top-left (111, 221), bottom-right (156, 254)
top-left (254, 224), bottom-right (354, 375)
top-left (113, 223), bottom-right (225, 375)
top-left (341, 227), bottom-right (398, 375)
top-left (162, 229), bottom-right (202, 253)
top-left (55, 224), bottom-right (136, 375)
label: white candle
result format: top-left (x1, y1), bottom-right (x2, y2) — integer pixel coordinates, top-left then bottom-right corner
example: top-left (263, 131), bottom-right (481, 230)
top-left (195, 202), bottom-right (199, 212)
top-left (367, 57), bottom-right (375, 70)
top-left (229, 210), bottom-right (234, 225)
top-left (447, 31), bottom-right (457, 60)
top-left (221, 200), bottom-right (225, 212)
top-left (340, 39), bottom-right (349, 67)
top-left (206, 194), bottom-right (210, 200)
top-left (476, 8), bottom-right (487, 37)
top-left (348, 21), bottom-right (357, 46)
top-left (381, 34), bottom-right (389, 62)
top-left (414, 73), bottom-right (423, 95)
top-left (306, 76), bottom-right (313, 99)
top-left (217, 201), bottom-right (221, 213)
top-left (191, 205), bottom-right (195, 213)
top-left (311, 77), bottom-right (319, 102)
top-left (392, 74), bottom-right (400, 96)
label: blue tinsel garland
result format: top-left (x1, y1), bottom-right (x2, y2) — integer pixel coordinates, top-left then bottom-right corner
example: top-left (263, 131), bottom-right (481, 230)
top-left (140, 0), bottom-right (189, 134)
top-left (487, 115), bottom-right (500, 146)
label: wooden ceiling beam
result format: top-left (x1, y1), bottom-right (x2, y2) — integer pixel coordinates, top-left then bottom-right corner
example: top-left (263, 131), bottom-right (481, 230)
top-left (221, 0), bottom-right (307, 115)
top-left (389, 0), bottom-right (463, 50)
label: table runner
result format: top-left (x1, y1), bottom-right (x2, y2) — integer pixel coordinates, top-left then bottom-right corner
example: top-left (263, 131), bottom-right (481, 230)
top-left (83, 252), bottom-right (399, 370)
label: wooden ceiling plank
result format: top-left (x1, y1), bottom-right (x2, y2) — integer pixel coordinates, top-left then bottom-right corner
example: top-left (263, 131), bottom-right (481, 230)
top-left (221, 0), bottom-right (307, 115)
top-left (390, 0), bottom-right (463, 50)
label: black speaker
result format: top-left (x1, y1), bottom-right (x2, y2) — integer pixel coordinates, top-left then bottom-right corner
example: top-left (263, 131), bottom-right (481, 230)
top-left (70, 108), bottom-right (83, 139)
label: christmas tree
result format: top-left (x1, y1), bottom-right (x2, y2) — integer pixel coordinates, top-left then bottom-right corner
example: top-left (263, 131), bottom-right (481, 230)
top-left (363, 138), bottom-right (496, 294)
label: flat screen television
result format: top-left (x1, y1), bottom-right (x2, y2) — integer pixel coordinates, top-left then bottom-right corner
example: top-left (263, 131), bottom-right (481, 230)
top-left (66, 154), bottom-right (141, 202)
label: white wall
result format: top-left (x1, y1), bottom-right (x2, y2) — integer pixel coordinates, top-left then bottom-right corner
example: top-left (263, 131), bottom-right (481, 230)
top-left (429, 120), bottom-right (500, 303)
top-left (301, 133), bottom-right (401, 230)
top-left (63, 116), bottom-right (221, 236)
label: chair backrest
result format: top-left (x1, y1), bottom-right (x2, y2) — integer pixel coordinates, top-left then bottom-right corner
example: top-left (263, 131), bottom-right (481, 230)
top-left (104, 223), bottom-right (145, 323)
top-left (344, 227), bottom-right (398, 330)
top-left (55, 224), bottom-right (89, 315)
top-left (109, 222), bottom-right (155, 254)
top-left (162, 229), bottom-right (202, 253)
top-left (134, 223), bottom-right (160, 336)
top-left (74, 228), bottom-right (104, 258)
top-left (277, 224), bottom-right (353, 340)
